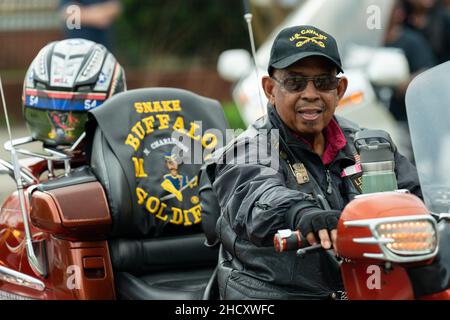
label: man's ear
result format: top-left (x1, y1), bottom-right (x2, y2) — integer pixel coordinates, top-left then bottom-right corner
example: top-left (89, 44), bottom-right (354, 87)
top-left (262, 76), bottom-right (276, 104)
top-left (337, 76), bottom-right (348, 100)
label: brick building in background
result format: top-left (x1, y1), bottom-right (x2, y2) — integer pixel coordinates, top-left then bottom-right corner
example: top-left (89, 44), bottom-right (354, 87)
top-left (0, 0), bottom-right (61, 119)
top-left (0, 0), bottom-right (61, 70)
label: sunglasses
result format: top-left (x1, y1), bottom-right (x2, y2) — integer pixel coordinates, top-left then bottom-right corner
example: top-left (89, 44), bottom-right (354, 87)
top-left (271, 75), bottom-right (340, 92)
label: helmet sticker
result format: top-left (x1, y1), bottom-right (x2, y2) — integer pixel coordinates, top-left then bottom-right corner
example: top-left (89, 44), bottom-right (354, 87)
top-left (24, 88), bottom-right (107, 111)
top-left (94, 53), bottom-right (116, 92)
top-left (47, 111), bottom-right (79, 140)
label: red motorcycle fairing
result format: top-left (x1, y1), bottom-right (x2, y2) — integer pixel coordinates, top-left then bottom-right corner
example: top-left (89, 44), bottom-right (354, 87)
top-left (0, 182), bottom-right (116, 300)
top-left (340, 262), bottom-right (414, 300)
top-left (337, 191), bottom-right (449, 300)
top-left (337, 192), bottom-right (430, 261)
top-left (30, 181), bottom-right (111, 240)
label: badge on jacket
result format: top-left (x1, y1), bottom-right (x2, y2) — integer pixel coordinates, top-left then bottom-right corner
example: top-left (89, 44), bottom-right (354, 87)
top-left (341, 163), bottom-right (363, 193)
top-left (291, 163), bottom-right (310, 185)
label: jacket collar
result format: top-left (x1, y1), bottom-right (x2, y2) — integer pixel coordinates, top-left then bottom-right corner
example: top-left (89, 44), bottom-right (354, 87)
top-left (266, 105), bottom-right (351, 165)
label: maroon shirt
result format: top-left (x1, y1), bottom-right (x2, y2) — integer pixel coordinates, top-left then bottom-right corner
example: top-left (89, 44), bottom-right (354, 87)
top-left (291, 118), bottom-right (347, 165)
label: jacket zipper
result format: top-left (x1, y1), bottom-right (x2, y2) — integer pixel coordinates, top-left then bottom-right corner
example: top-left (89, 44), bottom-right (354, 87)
top-left (325, 169), bottom-right (333, 195)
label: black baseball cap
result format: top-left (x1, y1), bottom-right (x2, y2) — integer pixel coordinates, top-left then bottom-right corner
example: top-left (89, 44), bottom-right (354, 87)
top-left (268, 25), bottom-right (343, 74)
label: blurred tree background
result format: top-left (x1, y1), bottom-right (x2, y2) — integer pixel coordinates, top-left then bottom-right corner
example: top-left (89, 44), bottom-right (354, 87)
top-left (113, 0), bottom-right (256, 129)
top-left (115, 0), bottom-right (249, 69)
top-left (111, 0), bottom-right (296, 129)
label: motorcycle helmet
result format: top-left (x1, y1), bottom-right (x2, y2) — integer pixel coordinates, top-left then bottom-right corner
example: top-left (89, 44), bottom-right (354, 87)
top-left (22, 38), bottom-right (126, 146)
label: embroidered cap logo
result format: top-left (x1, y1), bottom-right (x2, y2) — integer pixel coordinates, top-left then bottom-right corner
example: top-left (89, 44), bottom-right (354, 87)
top-left (289, 29), bottom-right (328, 48)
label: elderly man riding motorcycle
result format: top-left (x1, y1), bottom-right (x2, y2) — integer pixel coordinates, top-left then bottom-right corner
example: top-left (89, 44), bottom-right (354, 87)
top-left (205, 25), bottom-right (423, 300)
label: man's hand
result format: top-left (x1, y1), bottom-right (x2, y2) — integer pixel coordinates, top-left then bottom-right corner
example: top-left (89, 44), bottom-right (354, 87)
top-left (81, 1), bottom-right (122, 29)
top-left (297, 208), bottom-right (340, 252)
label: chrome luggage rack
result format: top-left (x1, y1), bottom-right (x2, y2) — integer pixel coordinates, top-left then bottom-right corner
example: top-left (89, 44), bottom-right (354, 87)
top-left (0, 132), bottom-right (86, 184)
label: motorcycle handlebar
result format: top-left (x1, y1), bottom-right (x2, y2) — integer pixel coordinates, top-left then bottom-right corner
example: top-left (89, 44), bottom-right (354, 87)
top-left (296, 244), bottom-right (324, 258)
top-left (273, 229), bottom-right (324, 257)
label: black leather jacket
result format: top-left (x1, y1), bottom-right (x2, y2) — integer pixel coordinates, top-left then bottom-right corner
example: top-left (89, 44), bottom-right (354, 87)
top-left (204, 106), bottom-right (422, 300)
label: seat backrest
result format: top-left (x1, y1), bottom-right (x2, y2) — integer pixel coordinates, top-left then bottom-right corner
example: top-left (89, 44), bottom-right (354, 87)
top-left (85, 87), bottom-right (228, 238)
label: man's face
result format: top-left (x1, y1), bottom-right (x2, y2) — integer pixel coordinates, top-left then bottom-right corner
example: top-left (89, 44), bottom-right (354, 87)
top-left (262, 56), bottom-right (347, 138)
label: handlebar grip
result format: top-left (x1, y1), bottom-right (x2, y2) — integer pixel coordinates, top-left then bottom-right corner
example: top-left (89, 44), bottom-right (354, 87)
top-left (274, 229), bottom-right (305, 252)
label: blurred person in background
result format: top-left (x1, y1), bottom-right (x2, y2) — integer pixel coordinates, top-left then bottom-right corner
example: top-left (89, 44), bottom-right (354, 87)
top-left (384, 0), bottom-right (436, 160)
top-left (403, 0), bottom-right (450, 64)
top-left (443, 0), bottom-right (450, 9)
top-left (60, 0), bottom-right (122, 50)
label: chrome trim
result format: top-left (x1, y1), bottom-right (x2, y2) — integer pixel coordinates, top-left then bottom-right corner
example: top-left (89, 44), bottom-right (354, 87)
top-left (43, 147), bottom-right (72, 176)
top-left (363, 253), bottom-right (385, 259)
top-left (69, 132), bottom-right (86, 152)
top-left (3, 148), bottom-right (48, 277)
top-left (47, 159), bottom-right (54, 179)
top-left (64, 160), bottom-right (71, 176)
top-left (353, 237), bottom-right (394, 244)
top-left (4, 136), bottom-right (33, 148)
top-left (3, 136), bottom-right (80, 177)
top-left (0, 158), bottom-right (35, 185)
top-left (344, 214), bottom-right (439, 263)
top-left (344, 214), bottom-right (436, 227)
top-left (43, 147), bottom-right (70, 159)
top-left (4, 137), bottom-right (71, 162)
top-left (1, 79), bottom-right (48, 280)
top-left (0, 289), bottom-right (33, 300)
top-left (0, 265), bottom-right (45, 292)
top-left (27, 185), bottom-right (39, 204)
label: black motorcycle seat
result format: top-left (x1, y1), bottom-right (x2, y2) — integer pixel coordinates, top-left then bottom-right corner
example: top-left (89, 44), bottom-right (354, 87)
top-left (85, 88), bottom-right (228, 300)
top-left (109, 234), bottom-right (219, 300)
top-left (109, 233), bottom-right (219, 274)
top-left (115, 268), bottom-right (214, 300)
